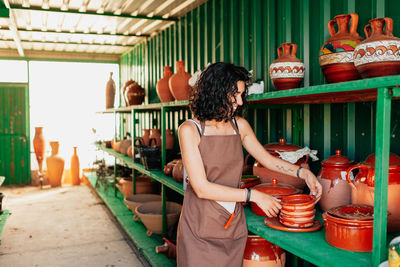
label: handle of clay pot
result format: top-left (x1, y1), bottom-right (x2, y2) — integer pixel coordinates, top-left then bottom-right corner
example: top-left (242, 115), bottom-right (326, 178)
top-left (349, 13), bottom-right (359, 35)
top-left (384, 17), bottom-right (394, 36)
top-left (134, 137), bottom-right (143, 146)
top-left (277, 46), bottom-right (283, 58)
top-left (346, 164), bottom-right (367, 190)
top-left (290, 43), bottom-right (298, 57)
top-left (328, 19), bottom-right (336, 37)
top-left (149, 138), bottom-right (157, 147)
top-left (364, 24), bottom-right (372, 39)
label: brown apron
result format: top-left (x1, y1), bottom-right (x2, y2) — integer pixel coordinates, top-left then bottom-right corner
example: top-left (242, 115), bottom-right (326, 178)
top-left (177, 120), bottom-right (247, 267)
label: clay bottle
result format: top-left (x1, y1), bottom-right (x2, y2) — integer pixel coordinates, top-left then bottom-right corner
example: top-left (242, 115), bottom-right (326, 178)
top-left (169, 61), bottom-right (192, 101)
top-left (165, 129), bottom-right (174, 150)
top-left (70, 147), bottom-right (80, 186)
top-left (33, 127), bottom-right (45, 172)
top-left (105, 72), bottom-right (116, 109)
top-left (46, 141), bottom-right (65, 187)
top-left (156, 66), bottom-right (175, 102)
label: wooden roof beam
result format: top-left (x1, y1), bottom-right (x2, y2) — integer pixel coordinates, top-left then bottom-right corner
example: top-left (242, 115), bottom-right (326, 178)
top-left (3, 0), bottom-right (24, 56)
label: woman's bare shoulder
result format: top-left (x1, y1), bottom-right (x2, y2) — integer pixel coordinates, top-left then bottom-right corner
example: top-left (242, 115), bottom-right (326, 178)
top-left (179, 120), bottom-right (200, 140)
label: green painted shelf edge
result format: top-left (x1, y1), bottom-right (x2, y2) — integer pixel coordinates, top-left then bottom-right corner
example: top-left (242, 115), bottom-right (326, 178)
top-left (95, 143), bottom-right (185, 195)
top-left (97, 100), bottom-right (189, 113)
top-left (85, 172), bottom-right (176, 267)
top-left (0, 210), bottom-right (11, 245)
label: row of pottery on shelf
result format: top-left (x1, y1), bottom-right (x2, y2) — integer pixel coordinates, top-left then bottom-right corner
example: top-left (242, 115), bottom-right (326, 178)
top-left (139, 128), bottom-right (174, 149)
top-left (122, 80), bottom-right (145, 106)
top-left (116, 176), bottom-right (157, 198)
top-left (156, 60), bottom-right (192, 102)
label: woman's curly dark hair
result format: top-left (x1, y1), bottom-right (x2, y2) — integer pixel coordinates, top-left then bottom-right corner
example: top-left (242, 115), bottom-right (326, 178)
top-left (190, 62), bottom-right (252, 122)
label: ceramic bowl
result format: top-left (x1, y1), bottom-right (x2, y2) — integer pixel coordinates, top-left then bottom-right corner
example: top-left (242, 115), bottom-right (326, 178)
top-left (280, 194), bottom-right (315, 212)
top-left (280, 208), bottom-right (316, 217)
top-left (279, 217), bottom-right (314, 228)
top-left (279, 211), bottom-right (315, 223)
top-left (124, 194), bottom-right (162, 221)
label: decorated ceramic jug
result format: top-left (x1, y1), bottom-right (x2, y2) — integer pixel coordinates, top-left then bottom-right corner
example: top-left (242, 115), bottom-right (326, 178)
top-left (156, 66), bottom-right (174, 102)
top-left (125, 81), bottom-right (145, 106)
top-left (122, 80), bottom-right (134, 106)
top-left (319, 13), bottom-right (363, 83)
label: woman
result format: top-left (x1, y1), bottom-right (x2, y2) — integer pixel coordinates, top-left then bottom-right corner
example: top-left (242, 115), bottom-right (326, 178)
top-left (177, 62), bottom-right (322, 267)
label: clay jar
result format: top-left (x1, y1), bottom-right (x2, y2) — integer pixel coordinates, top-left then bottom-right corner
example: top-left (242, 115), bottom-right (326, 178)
top-left (319, 13), bottom-right (363, 83)
top-left (243, 235), bottom-right (286, 267)
top-left (346, 152), bottom-right (400, 232)
top-left (141, 129), bottom-right (150, 146)
top-left (164, 159), bottom-right (180, 176)
top-left (105, 72), bottom-right (115, 109)
top-left (33, 127), bottom-right (45, 172)
top-left (172, 160), bottom-right (184, 183)
top-left (253, 139), bottom-right (307, 190)
top-left (46, 141), bottom-right (65, 187)
top-left (165, 129), bottom-right (174, 150)
top-left (318, 150), bottom-right (353, 212)
top-left (122, 80), bottom-right (134, 106)
top-left (156, 66), bottom-right (175, 102)
top-left (150, 129), bottom-right (161, 147)
top-left (169, 60), bottom-right (192, 101)
top-left (269, 43), bottom-right (305, 90)
top-left (354, 17), bottom-right (400, 78)
top-left (125, 81), bottom-right (145, 106)
top-left (70, 147), bottom-right (80, 186)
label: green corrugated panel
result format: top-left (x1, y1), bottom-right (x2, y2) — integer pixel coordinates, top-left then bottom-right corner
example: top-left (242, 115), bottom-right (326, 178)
top-left (191, 9), bottom-right (198, 72)
top-left (198, 4), bottom-right (205, 69)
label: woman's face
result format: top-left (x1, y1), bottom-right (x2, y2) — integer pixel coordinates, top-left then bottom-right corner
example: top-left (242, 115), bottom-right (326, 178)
top-left (231, 81), bottom-right (245, 111)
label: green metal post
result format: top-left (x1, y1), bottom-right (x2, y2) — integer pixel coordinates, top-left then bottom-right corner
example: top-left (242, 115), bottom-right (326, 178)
top-left (324, 103), bottom-right (331, 158)
top-left (372, 87), bottom-right (392, 266)
top-left (132, 109), bottom-right (136, 195)
top-left (162, 184), bottom-right (167, 236)
top-left (303, 104), bottom-right (310, 146)
top-left (347, 103), bottom-right (356, 160)
top-left (161, 107), bottom-right (167, 168)
top-left (114, 110), bottom-right (118, 196)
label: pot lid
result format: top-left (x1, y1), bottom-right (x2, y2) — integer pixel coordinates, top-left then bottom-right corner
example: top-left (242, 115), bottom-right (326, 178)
top-left (264, 139), bottom-right (302, 152)
top-left (364, 152), bottom-right (400, 167)
top-left (322, 150), bottom-right (353, 167)
top-left (253, 179), bottom-right (302, 198)
top-left (327, 204), bottom-right (374, 221)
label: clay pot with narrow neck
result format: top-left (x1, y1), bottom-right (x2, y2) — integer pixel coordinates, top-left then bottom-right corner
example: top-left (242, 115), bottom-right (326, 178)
top-left (125, 81), bottom-right (145, 106)
top-left (243, 234), bottom-right (286, 267)
top-left (150, 129), bottom-right (161, 147)
top-left (165, 129), bottom-right (174, 150)
top-left (156, 66), bottom-right (175, 102)
top-left (46, 141), bottom-right (65, 187)
top-left (318, 150), bottom-right (354, 211)
top-left (346, 152), bottom-right (400, 232)
top-left (141, 129), bottom-right (151, 146)
top-left (105, 72), bottom-right (116, 109)
top-left (33, 127), bottom-right (45, 172)
top-left (122, 80), bottom-right (134, 106)
top-left (270, 43), bottom-right (305, 90)
top-left (319, 13), bottom-right (363, 83)
top-left (70, 147), bottom-right (80, 186)
top-left (169, 61), bottom-right (192, 101)
top-left (354, 17), bottom-right (400, 78)
top-left (253, 139), bottom-right (308, 189)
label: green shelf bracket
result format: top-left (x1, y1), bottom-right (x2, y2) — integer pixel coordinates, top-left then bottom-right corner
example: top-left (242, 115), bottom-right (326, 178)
top-left (161, 184), bottom-right (167, 237)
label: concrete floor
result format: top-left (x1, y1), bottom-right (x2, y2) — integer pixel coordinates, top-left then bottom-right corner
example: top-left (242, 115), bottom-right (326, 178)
top-left (0, 184), bottom-right (146, 267)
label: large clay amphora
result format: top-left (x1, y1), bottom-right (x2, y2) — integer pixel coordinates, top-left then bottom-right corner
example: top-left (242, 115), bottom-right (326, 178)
top-left (319, 13), bottom-right (363, 83)
top-left (156, 66), bottom-right (174, 102)
top-left (169, 61), bottom-right (192, 101)
top-left (269, 43), bottom-right (305, 90)
top-left (33, 127), bottom-right (45, 172)
top-left (125, 81), bottom-right (145, 106)
top-left (354, 17), bottom-right (400, 78)
top-left (70, 147), bottom-right (80, 186)
top-left (46, 141), bottom-right (65, 187)
top-left (243, 235), bottom-right (286, 267)
top-left (105, 72), bottom-right (116, 109)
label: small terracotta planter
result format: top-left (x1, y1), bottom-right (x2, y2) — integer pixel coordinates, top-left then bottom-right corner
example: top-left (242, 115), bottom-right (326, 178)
top-left (136, 176), bottom-right (157, 194)
top-left (124, 194), bottom-right (162, 221)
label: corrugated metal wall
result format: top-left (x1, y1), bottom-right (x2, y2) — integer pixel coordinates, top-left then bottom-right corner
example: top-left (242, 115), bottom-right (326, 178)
top-left (120, 0), bottom-right (400, 165)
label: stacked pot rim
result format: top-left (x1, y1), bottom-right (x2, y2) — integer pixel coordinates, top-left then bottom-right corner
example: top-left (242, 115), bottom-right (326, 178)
top-left (279, 194), bottom-right (316, 228)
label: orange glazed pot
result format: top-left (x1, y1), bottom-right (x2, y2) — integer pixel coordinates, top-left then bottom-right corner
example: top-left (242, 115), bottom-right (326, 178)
top-left (33, 127), bottom-right (45, 172)
top-left (169, 61), bottom-right (192, 101)
top-left (125, 81), bottom-right (144, 106)
top-left (346, 152), bottom-right (400, 232)
top-left (253, 139), bottom-right (307, 189)
top-left (243, 235), bottom-right (286, 267)
top-left (122, 80), bottom-right (134, 106)
top-left (156, 66), bottom-right (174, 102)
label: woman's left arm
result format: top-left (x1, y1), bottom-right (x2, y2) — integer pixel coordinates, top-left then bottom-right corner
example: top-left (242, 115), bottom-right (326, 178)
top-left (237, 117), bottom-right (322, 201)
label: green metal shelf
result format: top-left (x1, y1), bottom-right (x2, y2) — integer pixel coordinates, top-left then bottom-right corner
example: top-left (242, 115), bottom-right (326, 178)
top-left (0, 210), bottom-right (11, 244)
top-left (96, 100), bottom-right (189, 114)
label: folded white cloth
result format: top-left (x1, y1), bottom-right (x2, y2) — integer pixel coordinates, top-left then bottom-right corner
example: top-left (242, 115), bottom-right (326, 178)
top-left (275, 146), bottom-right (319, 164)
top-left (216, 201), bottom-right (236, 214)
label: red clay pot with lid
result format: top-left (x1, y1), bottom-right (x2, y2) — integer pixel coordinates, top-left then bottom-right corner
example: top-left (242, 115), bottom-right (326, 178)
top-left (318, 150), bottom-right (354, 211)
top-left (243, 235), bottom-right (286, 267)
top-left (253, 139), bottom-right (308, 189)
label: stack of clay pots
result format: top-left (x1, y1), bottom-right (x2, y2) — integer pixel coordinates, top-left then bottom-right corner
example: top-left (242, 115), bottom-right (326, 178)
top-left (279, 194), bottom-right (316, 228)
top-left (124, 194), bottom-right (161, 221)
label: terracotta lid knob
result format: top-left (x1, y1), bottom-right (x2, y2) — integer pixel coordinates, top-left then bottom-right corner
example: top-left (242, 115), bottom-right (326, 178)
top-left (272, 178), bottom-right (278, 185)
top-left (279, 139), bottom-right (286, 144)
top-left (336, 150), bottom-right (341, 156)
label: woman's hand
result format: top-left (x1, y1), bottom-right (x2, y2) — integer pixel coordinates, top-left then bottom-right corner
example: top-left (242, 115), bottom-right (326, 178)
top-left (250, 190), bottom-right (282, 218)
top-left (299, 168), bottom-right (322, 202)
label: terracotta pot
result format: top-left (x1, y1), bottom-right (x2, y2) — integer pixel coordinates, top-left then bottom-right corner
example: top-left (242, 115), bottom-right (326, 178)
top-left (156, 66), bottom-right (175, 102)
top-left (354, 17), bottom-right (400, 78)
top-left (150, 129), bottom-right (161, 147)
top-left (125, 81), bottom-right (145, 106)
top-left (70, 147), bottom-right (80, 186)
top-left (169, 60), bottom-right (192, 101)
top-left (116, 178), bottom-right (133, 197)
top-left (172, 160), bottom-right (184, 183)
top-left (135, 201), bottom-right (182, 236)
top-left (33, 127), bottom-right (45, 172)
top-left (279, 194), bottom-right (315, 228)
top-left (164, 159), bottom-right (180, 176)
top-left (124, 194), bottom-right (161, 221)
top-left (165, 129), bottom-right (174, 150)
top-left (105, 72), bottom-right (116, 109)
top-left (319, 13), bottom-right (363, 83)
top-left (346, 152), bottom-right (400, 232)
top-left (46, 141), bottom-right (65, 187)
top-left (140, 129), bottom-right (150, 146)
top-left (251, 179), bottom-right (302, 216)
top-left (156, 238), bottom-right (176, 259)
top-left (243, 235), bottom-right (286, 267)
top-left (127, 145), bottom-right (133, 158)
top-left (318, 150), bottom-right (354, 211)
top-left (122, 80), bottom-right (134, 106)
top-left (119, 139), bottom-right (132, 155)
top-left (113, 140), bottom-right (121, 153)
top-left (323, 209), bottom-right (373, 252)
top-left (270, 43), bottom-right (305, 90)
top-left (253, 139), bottom-right (307, 189)
top-left (136, 176), bottom-right (157, 194)
top-left (240, 175), bottom-right (261, 189)
top-left (103, 140), bottom-right (112, 148)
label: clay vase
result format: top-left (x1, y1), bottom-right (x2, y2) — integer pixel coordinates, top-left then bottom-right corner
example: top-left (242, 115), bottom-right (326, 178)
top-left (354, 17), bottom-right (400, 78)
top-left (150, 129), bottom-right (161, 147)
top-left (165, 129), bottom-right (174, 150)
top-left (243, 235), bottom-right (286, 267)
top-left (141, 129), bottom-right (151, 146)
top-left (319, 13), bottom-right (363, 83)
top-left (125, 81), bottom-right (145, 106)
top-left (70, 147), bottom-right (80, 186)
top-left (318, 150), bottom-right (353, 212)
top-left (156, 66), bottom-right (175, 102)
top-left (46, 141), bottom-right (65, 187)
top-left (122, 80), bottom-right (134, 106)
top-left (269, 43), bottom-right (305, 90)
top-left (33, 127), bottom-right (45, 172)
top-left (169, 60), bottom-right (192, 101)
top-left (105, 72), bottom-right (116, 109)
